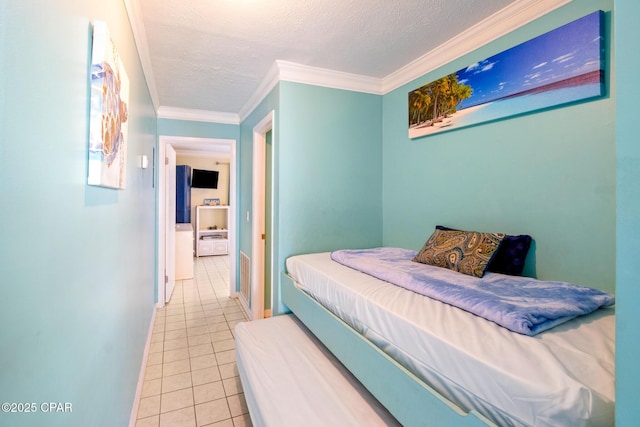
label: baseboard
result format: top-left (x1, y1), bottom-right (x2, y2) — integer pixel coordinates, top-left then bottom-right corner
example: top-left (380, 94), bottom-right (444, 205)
top-left (264, 309), bottom-right (272, 318)
top-left (237, 293), bottom-right (252, 320)
top-left (128, 307), bottom-right (156, 427)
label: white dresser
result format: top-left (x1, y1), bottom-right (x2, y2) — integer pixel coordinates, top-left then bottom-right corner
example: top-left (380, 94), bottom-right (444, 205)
top-left (175, 223), bottom-right (194, 280)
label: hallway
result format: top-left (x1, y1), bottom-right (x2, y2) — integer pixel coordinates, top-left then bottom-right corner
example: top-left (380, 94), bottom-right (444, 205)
top-left (135, 255), bottom-right (252, 427)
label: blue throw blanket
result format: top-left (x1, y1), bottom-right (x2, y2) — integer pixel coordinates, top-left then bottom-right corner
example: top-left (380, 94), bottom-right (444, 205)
top-left (330, 247), bottom-right (615, 336)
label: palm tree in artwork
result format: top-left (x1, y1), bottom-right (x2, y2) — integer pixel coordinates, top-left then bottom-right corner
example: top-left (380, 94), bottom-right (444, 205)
top-left (431, 75), bottom-right (451, 122)
top-left (409, 88), bottom-right (432, 127)
top-left (455, 83), bottom-right (473, 107)
top-left (443, 76), bottom-right (474, 117)
top-left (408, 73), bottom-right (473, 128)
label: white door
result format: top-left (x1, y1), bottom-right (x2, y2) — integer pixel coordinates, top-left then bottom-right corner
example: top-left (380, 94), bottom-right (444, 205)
top-left (165, 145), bottom-right (177, 302)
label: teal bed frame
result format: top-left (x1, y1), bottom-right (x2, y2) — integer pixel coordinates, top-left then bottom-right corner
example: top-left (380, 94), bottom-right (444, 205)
top-left (281, 272), bottom-right (495, 427)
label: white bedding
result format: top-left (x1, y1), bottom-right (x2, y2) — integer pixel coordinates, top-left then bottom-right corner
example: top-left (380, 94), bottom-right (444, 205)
top-left (286, 252), bottom-right (615, 427)
top-left (235, 315), bottom-right (400, 427)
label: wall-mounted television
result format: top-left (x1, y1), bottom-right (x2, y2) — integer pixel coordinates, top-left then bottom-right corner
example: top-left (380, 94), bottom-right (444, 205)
top-left (191, 169), bottom-right (219, 189)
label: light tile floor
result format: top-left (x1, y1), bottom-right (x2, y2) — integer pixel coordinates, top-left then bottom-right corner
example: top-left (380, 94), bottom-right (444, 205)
top-left (135, 255), bottom-right (253, 427)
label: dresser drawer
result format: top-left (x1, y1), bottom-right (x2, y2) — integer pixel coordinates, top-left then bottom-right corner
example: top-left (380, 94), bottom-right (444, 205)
top-left (198, 238), bottom-right (228, 256)
top-left (212, 240), bottom-right (228, 255)
top-left (198, 239), bottom-right (214, 256)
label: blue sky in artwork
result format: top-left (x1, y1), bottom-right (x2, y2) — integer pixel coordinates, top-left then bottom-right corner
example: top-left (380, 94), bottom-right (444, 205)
top-left (457, 11), bottom-right (603, 109)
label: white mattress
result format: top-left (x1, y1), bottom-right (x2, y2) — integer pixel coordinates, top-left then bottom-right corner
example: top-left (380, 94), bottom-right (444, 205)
top-left (286, 252), bottom-right (615, 427)
top-left (235, 314), bottom-right (401, 427)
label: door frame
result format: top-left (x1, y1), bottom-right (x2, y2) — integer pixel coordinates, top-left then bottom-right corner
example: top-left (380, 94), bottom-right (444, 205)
top-left (250, 111), bottom-right (275, 319)
top-left (157, 136), bottom-right (238, 307)
top-left (165, 144), bottom-right (177, 303)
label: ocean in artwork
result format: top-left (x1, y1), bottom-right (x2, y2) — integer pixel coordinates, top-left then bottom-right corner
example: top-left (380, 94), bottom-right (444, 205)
top-left (451, 83), bottom-right (602, 130)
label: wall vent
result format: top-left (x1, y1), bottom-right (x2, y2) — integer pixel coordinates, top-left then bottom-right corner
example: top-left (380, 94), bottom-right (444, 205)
top-left (240, 251), bottom-right (251, 306)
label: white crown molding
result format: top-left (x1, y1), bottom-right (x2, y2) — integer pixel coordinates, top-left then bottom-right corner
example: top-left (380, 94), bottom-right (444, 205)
top-left (123, 0), bottom-right (160, 111)
top-left (238, 61), bottom-right (281, 122)
top-left (382, 0), bottom-right (571, 93)
top-left (276, 60), bottom-right (383, 95)
top-left (157, 106), bottom-right (240, 124)
top-left (238, 60), bottom-right (384, 122)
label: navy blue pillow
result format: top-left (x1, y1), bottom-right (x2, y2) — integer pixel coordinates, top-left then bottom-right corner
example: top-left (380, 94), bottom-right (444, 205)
top-left (435, 226), bottom-right (531, 276)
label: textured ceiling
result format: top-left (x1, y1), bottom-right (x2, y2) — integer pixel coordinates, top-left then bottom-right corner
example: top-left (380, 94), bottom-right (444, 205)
top-left (138, 0), bottom-right (517, 114)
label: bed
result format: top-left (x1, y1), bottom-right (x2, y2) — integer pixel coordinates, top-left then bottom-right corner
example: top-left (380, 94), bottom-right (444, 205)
top-left (283, 248), bottom-right (615, 427)
top-left (235, 314), bottom-right (401, 426)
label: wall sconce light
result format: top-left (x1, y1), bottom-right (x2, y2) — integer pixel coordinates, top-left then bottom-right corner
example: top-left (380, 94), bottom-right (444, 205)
top-left (139, 155), bottom-right (149, 169)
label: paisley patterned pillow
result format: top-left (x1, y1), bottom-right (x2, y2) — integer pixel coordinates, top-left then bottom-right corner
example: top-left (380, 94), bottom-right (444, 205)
top-left (413, 228), bottom-right (505, 278)
top-left (436, 225), bottom-right (532, 276)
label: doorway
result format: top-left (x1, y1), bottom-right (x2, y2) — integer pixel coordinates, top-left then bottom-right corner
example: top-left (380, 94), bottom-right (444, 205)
top-left (157, 136), bottom-right (237, 307)
top-left (250, 111), bottom-right (275, 319)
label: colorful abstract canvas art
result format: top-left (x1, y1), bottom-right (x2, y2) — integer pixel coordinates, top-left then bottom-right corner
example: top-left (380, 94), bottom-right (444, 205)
top-left (408, 11), bottom-right (605, 139)
top-left (88, 21), bottom-right (129, 189)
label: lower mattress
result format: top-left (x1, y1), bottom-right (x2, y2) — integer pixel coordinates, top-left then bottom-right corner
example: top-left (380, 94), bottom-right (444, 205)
top-left (286, 252), bottom-right (615, 427)
top-left (235, 314), bottom-right (400, 427)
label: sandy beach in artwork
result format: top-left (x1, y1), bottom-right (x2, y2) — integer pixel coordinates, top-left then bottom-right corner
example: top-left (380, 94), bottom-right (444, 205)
top-left (408, 103), bottom-right (487, 139)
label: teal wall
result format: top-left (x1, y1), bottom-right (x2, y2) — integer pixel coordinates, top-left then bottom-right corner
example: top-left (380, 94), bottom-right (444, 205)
top-left (238, 82), bottom-right (382, 314)
top-left (0, 1), bottom-right (156, 426)
top-left (276, 82), bottom-right (383, 313)
top-left (238, 85), bottom-right (280, 313)
top-left (0, 1), bottom-right (4, 129)
top-left (238, 85), bottom-right (280, 261)
top-left (382, 0), bottom-right (616, 293)
top-left (157, 118), bottom-right (239, 141)
top-left (265, 129), bottom-right (273, 310)
top-left (615, 0), bottom-right (640, 424)
top-left (278, 82), bottom-right (383, 254)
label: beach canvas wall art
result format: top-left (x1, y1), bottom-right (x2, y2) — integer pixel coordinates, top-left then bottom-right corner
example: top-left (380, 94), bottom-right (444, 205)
top-left (408, 10), bottom-right (604, 139)
top-left (88, 21), bottom-right (130, 189)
